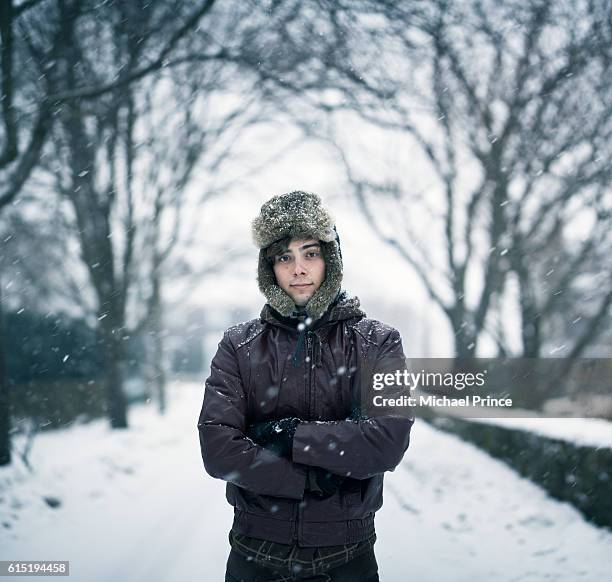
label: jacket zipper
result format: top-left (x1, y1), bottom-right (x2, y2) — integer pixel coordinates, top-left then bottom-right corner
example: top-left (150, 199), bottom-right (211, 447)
top-left (293, 502), bottom-right (299, 542)
top-left (295, 331), bottom-right (315, 544)
top-left (307, 332), bottom-right (315, 418)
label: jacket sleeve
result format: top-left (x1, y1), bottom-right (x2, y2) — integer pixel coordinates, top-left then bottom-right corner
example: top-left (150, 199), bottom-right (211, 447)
top-left (197, 332), bottom-right (307, 499)
top-left (292, 327), bottom-right (414, 480)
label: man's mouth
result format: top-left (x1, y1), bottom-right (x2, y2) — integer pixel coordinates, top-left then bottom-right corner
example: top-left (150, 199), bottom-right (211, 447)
top-left (291, 283), bottom-right (313, 288)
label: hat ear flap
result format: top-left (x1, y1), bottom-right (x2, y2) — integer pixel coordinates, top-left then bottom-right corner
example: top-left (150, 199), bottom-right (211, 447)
top-left (302, 239), bottom-right (343, 320)
top-left (257, 249), bottom-right (295, 317)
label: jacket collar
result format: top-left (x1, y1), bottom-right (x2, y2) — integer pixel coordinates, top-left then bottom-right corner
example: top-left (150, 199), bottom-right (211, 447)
top-left (260, 290), bottom-right (365, 332)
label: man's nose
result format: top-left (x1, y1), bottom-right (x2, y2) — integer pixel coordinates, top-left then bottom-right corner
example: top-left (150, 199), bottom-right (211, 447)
top-left (292, 255), bottom-right (307, 275)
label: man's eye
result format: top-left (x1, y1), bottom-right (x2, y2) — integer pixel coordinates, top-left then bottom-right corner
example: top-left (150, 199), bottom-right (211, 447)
top-left (277, 255), bottom-right (291, 263)
top-left (306, 251), bottom-right (320, 258)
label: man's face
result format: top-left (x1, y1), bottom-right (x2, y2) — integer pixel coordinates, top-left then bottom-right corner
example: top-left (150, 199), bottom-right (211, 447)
top-left (272, 237), bottom-right (326, 306)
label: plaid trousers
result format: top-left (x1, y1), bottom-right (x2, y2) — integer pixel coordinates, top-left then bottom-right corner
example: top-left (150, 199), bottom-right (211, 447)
top-left (225, 530), bottom-right (379, 581)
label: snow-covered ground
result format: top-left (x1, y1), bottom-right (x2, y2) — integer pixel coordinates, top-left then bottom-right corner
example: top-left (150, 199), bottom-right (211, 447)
top-left (1, 380), bottom-right (611, 581)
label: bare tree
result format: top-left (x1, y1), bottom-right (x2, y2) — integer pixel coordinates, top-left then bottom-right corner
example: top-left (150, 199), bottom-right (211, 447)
top-left (125, 58), bottom-right (266, 413)
top-left (0, 0), bottom-right (223, 463)
top-left (0, 0), bottom-right (219, 209)
top-left (0, 0), bottom-right (61, 465)
top-left (324, 0), bottom-right (611, 358)
top-left (2, 0), bottom-right (222, 432)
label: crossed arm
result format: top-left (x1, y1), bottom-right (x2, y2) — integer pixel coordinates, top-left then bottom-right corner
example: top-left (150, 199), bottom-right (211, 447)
top-left (197, 330), bottom-right (414, 500)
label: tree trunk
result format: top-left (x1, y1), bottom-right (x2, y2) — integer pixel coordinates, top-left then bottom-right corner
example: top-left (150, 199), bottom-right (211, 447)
top-left (0, 278), bottom-right (11, 465)
top-left (515, 254), bottom-right (542, 358)
top-left (450, 305), bottom-right (477, 358)
top-left (150, 270), bottom-right (166, 414)
top-left (99, 305), bottom-right (128, 429)
top-left (520, 301), bottom-right (541, 358)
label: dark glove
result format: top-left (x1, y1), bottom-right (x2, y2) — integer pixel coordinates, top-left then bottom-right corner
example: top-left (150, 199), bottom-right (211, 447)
top-left (305, 466), bottom-right (345, 499)
top-left (246, 417), bottom-right (300, 458)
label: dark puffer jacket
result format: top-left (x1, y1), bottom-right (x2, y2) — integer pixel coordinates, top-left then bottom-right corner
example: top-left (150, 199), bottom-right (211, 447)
top-left (197, 295), bottom-right (414, 547)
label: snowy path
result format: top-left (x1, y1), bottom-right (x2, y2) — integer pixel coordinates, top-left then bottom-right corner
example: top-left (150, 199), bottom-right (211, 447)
top-left (377, 426), bottom-right (612, 580)
top-left (1, 381), bottom-right (611, 581)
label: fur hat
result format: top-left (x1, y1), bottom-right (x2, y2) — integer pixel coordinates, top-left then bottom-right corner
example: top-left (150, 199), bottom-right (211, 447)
top-left (252, 191), bottom-right (343, 321)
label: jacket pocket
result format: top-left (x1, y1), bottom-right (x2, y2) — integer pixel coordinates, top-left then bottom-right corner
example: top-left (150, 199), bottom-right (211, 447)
top-left (233, 485), bottom-right (294, 519)
top-left (335, 478), bottom-right (363, 507)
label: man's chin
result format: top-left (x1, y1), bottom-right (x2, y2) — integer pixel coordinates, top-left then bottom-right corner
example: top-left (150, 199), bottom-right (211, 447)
top-left (291, 293), bottom-right (314, 306)
top-left (292, 297), bottom-right (311, 306)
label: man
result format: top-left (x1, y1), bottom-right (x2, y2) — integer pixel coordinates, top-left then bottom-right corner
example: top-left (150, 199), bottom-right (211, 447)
top-left (198, 191), bottom-right (414, 581)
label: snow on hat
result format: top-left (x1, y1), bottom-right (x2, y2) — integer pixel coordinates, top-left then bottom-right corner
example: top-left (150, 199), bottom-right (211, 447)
top-left (252, 191), bottom-right (337, 249)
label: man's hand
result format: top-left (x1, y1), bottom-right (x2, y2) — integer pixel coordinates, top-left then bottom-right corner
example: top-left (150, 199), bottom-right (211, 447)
top-left (246, 417), bottom-right (300, 458)
top-left (305, 466), bottom-right (345, 499)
